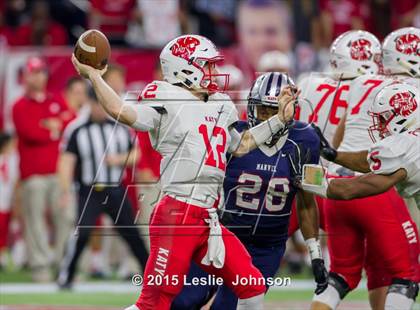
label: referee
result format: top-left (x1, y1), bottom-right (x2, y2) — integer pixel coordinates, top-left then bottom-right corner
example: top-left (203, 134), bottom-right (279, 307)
top-left (57, 89), bottom-right (148, 288)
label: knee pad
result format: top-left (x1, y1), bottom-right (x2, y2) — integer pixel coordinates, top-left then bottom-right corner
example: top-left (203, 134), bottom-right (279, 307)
top-left (387, 278), bottom-right (419, 301)
top-left (313, 272), bottom-right (351, 310)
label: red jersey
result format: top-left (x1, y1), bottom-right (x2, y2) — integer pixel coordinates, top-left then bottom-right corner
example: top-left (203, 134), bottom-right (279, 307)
top-left (12, 93), bottom-right (73, 179)
top-left (14, 22), bottom-right (68, 46)
top-left (90, 0), bottom-right (135, 38)
top-left (320, 0), bottom-right (363, 40)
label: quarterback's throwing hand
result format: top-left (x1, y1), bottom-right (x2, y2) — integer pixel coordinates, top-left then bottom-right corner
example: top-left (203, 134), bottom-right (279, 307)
top-left (277, 86), bottom-right (299, 123)
top-left (71, 54), bottom-right (108, 79)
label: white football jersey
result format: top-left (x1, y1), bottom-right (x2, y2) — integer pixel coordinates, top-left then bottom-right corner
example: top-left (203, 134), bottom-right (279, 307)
top-left (338, 75), bottom-right (419, 153)
top-left (297, 73), bottom-right (352, 144)
top-left (329, 75), bottom-right (419, 176)
top-left (133, 81), bottom-right (239, 207)
top-left (368, 129), bottom-right (420, 199)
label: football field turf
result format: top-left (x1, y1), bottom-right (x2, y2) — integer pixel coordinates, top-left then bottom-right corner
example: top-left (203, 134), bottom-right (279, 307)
top-left (0, 285), bottom-right (373, 309)
top-left (1, 278), bottom-right (418, 309)
top-left (0, 289), bottom-right (369, 305)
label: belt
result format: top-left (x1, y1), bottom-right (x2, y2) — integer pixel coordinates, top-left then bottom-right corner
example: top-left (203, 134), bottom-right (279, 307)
top-left (80, 184), bottom-right (121, 192)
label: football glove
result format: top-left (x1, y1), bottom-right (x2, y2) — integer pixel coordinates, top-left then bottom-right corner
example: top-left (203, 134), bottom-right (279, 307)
top-left (312, 258), bottom-right (329, 295)
top-left (306, 238), bottom-right (328, 295)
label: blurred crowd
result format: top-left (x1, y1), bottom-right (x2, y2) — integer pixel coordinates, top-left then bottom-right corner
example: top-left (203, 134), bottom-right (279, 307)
top-left (1, 0), bottom-right (419, 75)
top-left (0, 0), bottom-right (418, 284)
top-left (0, 56), bottom-right (161, 282)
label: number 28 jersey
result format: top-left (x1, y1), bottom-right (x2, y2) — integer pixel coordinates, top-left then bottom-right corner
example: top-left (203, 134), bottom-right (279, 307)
top-left (221, 121), bottom-right (320, 247)
top-left (133, 81), bottom-right (239, 207)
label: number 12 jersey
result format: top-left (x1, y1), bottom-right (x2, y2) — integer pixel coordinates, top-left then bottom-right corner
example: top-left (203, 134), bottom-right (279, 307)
top-left (133, 80), bottom-right (239, 207)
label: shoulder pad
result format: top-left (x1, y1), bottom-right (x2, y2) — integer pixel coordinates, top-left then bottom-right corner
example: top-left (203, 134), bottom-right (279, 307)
top-left (289, 121), bottom-right (319, 142)
top-left (233, 121), bottom-right (249, 133)
top-left (138, 80), bottom-right (179, 103)
top-left (288, 122), bottom-right (321, 153)
top-left (368, 135), bottom-right (405, 174)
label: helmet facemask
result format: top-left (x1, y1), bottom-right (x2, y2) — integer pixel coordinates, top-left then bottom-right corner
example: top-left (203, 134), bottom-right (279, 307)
top-left (247, 72), bottom-right (296, 148)
top-left (368, 88), bottom-right (418, 142)
top-left (195, 58), bottom-right (230, 93)
top-left (368, 110), bottom-right (395, 142)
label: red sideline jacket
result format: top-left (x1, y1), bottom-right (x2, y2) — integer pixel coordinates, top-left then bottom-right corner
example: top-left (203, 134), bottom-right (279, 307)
top-left (12, 93), bottom-right (74, 180)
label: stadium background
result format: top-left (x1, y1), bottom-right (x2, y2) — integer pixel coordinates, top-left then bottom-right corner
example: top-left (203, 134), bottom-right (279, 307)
top-left (0, 0), bottom-right (419, 309)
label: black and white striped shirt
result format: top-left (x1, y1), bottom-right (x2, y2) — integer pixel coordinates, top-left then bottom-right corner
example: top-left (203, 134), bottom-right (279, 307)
top-left (63, 119), bottom-right (134, 185)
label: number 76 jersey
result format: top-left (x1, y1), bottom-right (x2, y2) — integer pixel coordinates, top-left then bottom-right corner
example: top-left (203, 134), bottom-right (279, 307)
top-left (296, 73), bottom-right (352, 144)
top-left (137, 80), bottom-right (239, 207)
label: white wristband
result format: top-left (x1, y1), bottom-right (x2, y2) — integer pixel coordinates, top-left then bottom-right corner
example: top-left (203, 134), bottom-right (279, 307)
top-left (302, 164), bottom-right (329, 198)
top-left (249, 115), bottom-right (285, 146)
top-left (302, 183), bottom-right (328, 198)
top-left (306, 238), bottom-right (322, 260)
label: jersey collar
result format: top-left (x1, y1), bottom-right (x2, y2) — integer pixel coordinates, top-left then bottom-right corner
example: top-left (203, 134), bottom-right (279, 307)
top-left (258, 133), bottom-right (289, 157)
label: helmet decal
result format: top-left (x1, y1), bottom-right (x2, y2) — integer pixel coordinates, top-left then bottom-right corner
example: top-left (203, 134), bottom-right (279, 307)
top-left (349, 39), bottom-right (372, 61)
top-left (389, 91), bottom-right (418, 117)
top-left (395, 33), bottom-right (420, 56)
top-left (171, 36), bottom-right (200, 60)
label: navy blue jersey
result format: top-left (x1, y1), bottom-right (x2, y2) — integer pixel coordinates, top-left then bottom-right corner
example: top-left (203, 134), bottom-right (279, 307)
top-left (221, 121), bottom-right (320, 247)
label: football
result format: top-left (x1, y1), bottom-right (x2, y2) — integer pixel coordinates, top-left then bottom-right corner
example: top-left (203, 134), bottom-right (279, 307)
top-left (74, 29), bottom-right (110, 70)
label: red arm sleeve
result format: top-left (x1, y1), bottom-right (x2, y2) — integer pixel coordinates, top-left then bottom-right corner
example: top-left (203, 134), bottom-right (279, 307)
top-left (137, 131), bottom-right (161, 177)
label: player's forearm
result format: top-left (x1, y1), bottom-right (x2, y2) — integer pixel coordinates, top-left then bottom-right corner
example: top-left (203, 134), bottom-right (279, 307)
top-left (334, 150), bottom-right (370, 173)
top-left (327, 170), bottom-right (405, 200)
top-left (232, 115), bottom-right (285, 157)
top-left (297, 191), bottom-right (324, 269)
top-left (231, 131), bottom-right (257, 157)
top-left (326, 179), bottom-right (360, 200)
top-left (332, 115), bottom-right (346, 149)
top-left (299, 209), bottom-right (319, 240)
top-left (297, 192), bottom-right (319, 240)
top-left (88, 72), bottom-right (136, 126)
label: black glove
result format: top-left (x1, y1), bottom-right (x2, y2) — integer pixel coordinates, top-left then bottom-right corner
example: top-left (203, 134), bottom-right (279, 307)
top-left (311, 258), bottom-right (329, 295)
top-left (286, 143), bottom-right (312, 187)
top-left (310, 124), bottom-right (337, 162)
